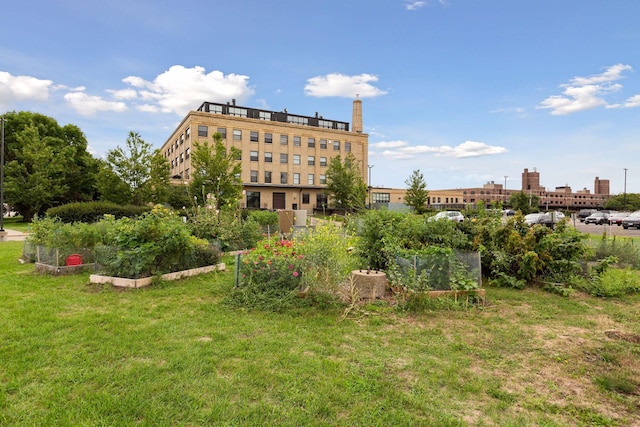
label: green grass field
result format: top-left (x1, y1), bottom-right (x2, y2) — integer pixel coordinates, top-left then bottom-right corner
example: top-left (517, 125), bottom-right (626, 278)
top-left (1, 216), bottom-right (30, 233)
top-left (1, 240), bottom-right (639, 426)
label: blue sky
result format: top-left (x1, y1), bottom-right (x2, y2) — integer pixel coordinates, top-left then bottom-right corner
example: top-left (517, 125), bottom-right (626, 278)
top-left (1, 0), bottom-right (639, 193)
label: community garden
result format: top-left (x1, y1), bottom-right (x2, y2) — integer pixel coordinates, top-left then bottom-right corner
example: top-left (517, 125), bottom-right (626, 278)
top-left (1, 205), bottom-right (640, 426)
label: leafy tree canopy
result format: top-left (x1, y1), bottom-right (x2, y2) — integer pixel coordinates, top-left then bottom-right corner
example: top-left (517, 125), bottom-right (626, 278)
top-left (325, 153), bottom-right (367, 212)
top-left (604, 193), bottom-right (640, 211)
top-left (2, 111), bottom-right (98, 220)
top-left (189, 132), bottom-right (243, 209)
top-left (100, 131), bottom-right (170, 206)
top-left (510, 191), bottom-right (540, 215)
top-left (404, 169), bottom-right (429, 213)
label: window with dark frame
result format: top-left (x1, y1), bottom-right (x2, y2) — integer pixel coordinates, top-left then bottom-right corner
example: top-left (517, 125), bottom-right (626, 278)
top-left (198, 125), bottom-right (208, 137)
top-left (250, 131), bottom-right (259, 142)
top-left (250, 151), bottom-right (258, 161)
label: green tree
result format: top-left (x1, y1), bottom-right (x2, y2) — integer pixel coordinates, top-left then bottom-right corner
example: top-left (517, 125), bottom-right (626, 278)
top-left (2, 111), bottom-right (98, 218)
top-left (95, 160), bottom-right (132, 205)
top-left (604, 193), bottom-right (640, 211)
top-left (404, 169), bottom-right (429, 213)
top-left (101, 132), bottom-right (170, 206)
top-left (325, 153), bottom-right (367, 212)
top-left (189, 132), bottom-right (242, 209)
top-left (510, 191), bottom-right (540, 214)
top-left (4, 125), bottom-right (69, 221)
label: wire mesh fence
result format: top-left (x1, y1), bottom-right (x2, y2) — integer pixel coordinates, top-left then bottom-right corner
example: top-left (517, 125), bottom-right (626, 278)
top-left (394, 250), bottom-right (482, 291)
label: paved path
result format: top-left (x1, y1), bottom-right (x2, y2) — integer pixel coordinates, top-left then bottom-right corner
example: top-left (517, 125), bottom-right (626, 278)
top-left (0, 229), bottom-right (29, 242)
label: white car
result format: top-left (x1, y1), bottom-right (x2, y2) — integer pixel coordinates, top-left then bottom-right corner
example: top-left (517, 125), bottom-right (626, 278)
top-left (429, 211), bottom-right (464, 222)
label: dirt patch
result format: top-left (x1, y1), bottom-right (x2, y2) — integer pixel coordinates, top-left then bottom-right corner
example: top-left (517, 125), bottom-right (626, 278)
top-left (605, 330), bottom-right (640, 344)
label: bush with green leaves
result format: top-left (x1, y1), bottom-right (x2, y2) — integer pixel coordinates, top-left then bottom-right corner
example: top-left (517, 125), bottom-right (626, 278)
top-left (589, 235), bottom-right (640, 269)
top-left (95, 206), bottom-right (220, 279)
top-left (476, 215), bottom-right (588, 286)
top-left (296, 222), bottom-right (359, 294)
top-left (247, 210), bottom-right (279, 229)
top-left (187, 204), bottom-right (262, 251)
top-left (230, 239), bottom-right (305, 311)
top-left (351, 209), bottom-right (471, 271)
top-left (45, 201), bottom-right (149, 223)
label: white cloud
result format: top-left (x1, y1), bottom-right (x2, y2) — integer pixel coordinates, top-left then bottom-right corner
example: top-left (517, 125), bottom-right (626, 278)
top-left (64, 90), bottom-right (128, 116)
top-left (121, 65), bottom-right (255, 116)
top-left (370, 140), bottom-right (408, 149)
top-left (538, 64), bottom-right (639, 115)
top-left (304, 73), bottom-right (388, 98)
top-left (372, 140), bottom-right (507, 160)
top-left (0, 71), bottom-right (53, 108)
top-left (405, 1), bottom-right (426, 10)
top-left (107, 88), bottom-right (138, 100)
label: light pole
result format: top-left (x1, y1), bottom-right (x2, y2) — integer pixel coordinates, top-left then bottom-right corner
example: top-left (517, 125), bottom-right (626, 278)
top-left (368, 165), bottom-right (374, 208)
top-left (623, 168), bottom-right (628, 211)
top-left (1, 116), bottom-right (5, 233)
top-left (503, 175), bottom-right (508, 205)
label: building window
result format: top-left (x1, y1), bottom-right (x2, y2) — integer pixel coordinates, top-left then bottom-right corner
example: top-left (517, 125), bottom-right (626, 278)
top-left (179, 153), bottom-right (184, 163)
top-left (246, 191), bottom-right (260, 209)
top-left (373, 193), bottom-right (391, 203)
top-left (302, 193), bottom-right (310, 204)
top-left (293, 155), bottom-right (301, 165)
top-left (308, 174), bottom-right (314, 185)
top-left (264, 152), bottom-right (272, 163)
top-left (198, 125), bottom-right (208, 137)
top-left (345, 142), bottom-right (351, 152)
top-left (316, 193), bottom-right (328, 208)
top-left (307, 138), bottom-right (315, 148)
top-left (209, 104), bottom-right (223, 114)
top-left (233, 129), bottom-right (242, 141)
top-left (264, 171), bottom-right (272, 183)
top-left (185, 147), bottom-right (190, 159)
top-left (217, 127), bottom-right (226, 139)
top-left (336, 123), bottom-right (346, 131)
top-left (320, 157), bottom-right (327, 167)
top-left (320, 174), bottom-right (326, 184)
top-left (280, 153), bottom-right (288, 164)
top-left (265, 133), bottom-right (272, 143)
top-left (333, 140), bottom-right (340, 151)
top-left (250, 151), bottom-right (259, 161)
top-left (186, 127), bottom-right (190, 139)
top-left (259, 111), bottom-right (271, 120)
top-left (320, 139), bottom-right (327, 149)
top-left (318, 119), bottom-right (332, 129)
top-left (307, 156), bottom-right (315, 166)
top-left (228, 107), bottom-right (247, 117)
top-left (293, 136), bottom-right (301, 146)
top-left (287, 116), bottom-right (308, 125)
top-left (250, 131), bottom-right (259, 142)
top-left (280, 172), bottom-right (288, 184)
top-left (250, 170), bottom-right (258, 183)
top-left (293, 173), bottom-right (300, 185)
top-left (185, 168), bottom-right (190, 179)
top-left (280, 134), bottom-right (288, 145)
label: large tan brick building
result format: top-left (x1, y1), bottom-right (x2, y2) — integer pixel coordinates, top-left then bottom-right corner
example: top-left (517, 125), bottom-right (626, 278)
top-left (162, 99), bottom-right (368, 212)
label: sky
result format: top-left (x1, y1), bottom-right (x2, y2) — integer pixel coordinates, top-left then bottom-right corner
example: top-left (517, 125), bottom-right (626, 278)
top-left (1, 0), bottom-right (639, 194)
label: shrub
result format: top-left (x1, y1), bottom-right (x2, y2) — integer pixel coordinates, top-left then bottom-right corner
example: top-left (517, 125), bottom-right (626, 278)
top-left (587, 268), bottom-right (640, 298)
top-left (296, 223), bottom-right (359, 294)
top-left (187, 205), bottom-right (262, 251)
top-left (46, 201), bottom-right (149, 223)
top-left (96, 206), bottom-right (221, 279)
top-left (230, 239), bottom-right (305, 311)
top-left (247, 210), bottom-right (279, 228)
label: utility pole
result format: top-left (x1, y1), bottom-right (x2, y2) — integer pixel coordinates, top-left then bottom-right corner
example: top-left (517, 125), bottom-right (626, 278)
top-left (368, 165), bottom-right (374, 208)
top-left (623, 168), bottom-right (628, 211)
top-left (503, 175), bottom-right (508, 205)
top-left (1, 116), bottom-right (5, 233)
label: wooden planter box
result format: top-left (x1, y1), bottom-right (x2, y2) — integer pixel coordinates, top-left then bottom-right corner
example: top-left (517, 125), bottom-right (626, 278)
top-left (89, 263), bottom-right (226, 288)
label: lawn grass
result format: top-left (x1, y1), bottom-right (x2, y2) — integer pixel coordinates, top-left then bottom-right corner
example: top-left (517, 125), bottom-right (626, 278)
top-left (1, 216), bottom-right (30, 233)
top-left (1, 240), bottom-right (639, 426)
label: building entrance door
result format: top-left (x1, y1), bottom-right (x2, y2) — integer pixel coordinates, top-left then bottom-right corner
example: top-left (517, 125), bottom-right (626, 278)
top-left (272, 192), bottom-right (286, 210)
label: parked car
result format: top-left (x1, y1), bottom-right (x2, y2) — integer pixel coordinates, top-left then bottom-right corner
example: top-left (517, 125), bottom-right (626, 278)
top-left (622, 210), bottom-right (640, 229)
top-left (607, 212), bottom-right (630, 226)
top-left (578, 209), bottom-right (598, 222)
top-left (584, 212), bottom-right (612, 225)
top-left (429, 211), bottom-right (464, 222)
top-left (524, 213), bottom-right (546, 226)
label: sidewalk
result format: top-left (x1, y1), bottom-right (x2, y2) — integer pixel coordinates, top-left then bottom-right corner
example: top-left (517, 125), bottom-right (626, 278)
top-left (0, 229), bottom-right (29, 242)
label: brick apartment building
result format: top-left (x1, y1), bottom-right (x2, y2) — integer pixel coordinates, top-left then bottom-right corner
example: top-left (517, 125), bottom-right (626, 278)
top-left (162, 99), bottom-right (368, 212)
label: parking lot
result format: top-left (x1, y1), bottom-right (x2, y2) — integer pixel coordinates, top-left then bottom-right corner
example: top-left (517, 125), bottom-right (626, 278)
top-left (569, 216), bottom-right (640, 238)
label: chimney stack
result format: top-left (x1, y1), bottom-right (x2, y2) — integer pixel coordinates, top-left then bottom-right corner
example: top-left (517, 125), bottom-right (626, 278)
top-left (352, 95), bottom-right (363, 133)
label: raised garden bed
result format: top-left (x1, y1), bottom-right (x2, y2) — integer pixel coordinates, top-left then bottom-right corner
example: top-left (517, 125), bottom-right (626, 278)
top-left (89, 263), bottom-right (226, 288)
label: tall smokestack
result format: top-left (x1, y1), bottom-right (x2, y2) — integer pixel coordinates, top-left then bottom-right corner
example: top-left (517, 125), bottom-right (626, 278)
top-left (352, 95), bottom-right (363, 133)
